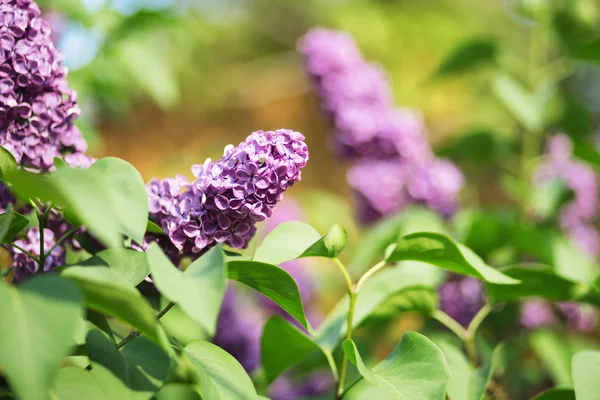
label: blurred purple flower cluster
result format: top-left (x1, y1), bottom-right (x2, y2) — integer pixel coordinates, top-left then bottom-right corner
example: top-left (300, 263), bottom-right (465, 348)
top-left (438, 276), bottom-right (485, 327)
top-left (147, 129), bottom-right (309, 254)
top-left (535, 134), bottom-right (600, 256)
top-left (298, 28), bottom-right (463, 223)
top-left (0, 0), bottom-right (89, 171)
top-left (0, 0), bottom-right (93, 280)
top-left (213, 198), bottom-right (332, 399)
top-left (520, 299), bottom-right (598, 333)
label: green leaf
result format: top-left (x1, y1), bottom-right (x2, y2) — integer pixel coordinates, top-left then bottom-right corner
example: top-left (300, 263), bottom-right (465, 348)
top-left (316, 266), bottom-right (438, 351)
top-left (86, 330), bottom-right (169, 398)
top-left (349, 207), bottom-right (447, 273)
top-left (438, 129), bottom-right (513, 169)
top-left (261, 316), bottom-right (336, 384)
top-left (89, 158), bottom-right (148, 244)
top-left (146, 220), bottom-right (165, 235)
top-left (530, 330), bottom-right (573, 386)
top-left (0, 146), bottom-right (17, 180)
top-left (253, 221), bottom-right (321, 265)
top-left (61, 266), bottom-right (166, 347)
top-left (468, 343), bottom-right (509, 400)
top-left (485, 264), bottom-right (579, 304)
top-left (386, 232), bottom-right (519, 284)
top-left (492, 73), bottom-right (540, 132)
top-left (552, 11), bottom-right (600, 63)
top-left (0, 276), bottom-right (83, 400)
top-left (343, 332), bottom-right (449, 400)
top-left (435, 341), bottom-right (473, 400)
top-left (155, 384), bottom-right (201, 400)
top-left (0, 210), bottom-right (29, 244)
top-left (92, 249), bottom-right (151, 287)
top-left (572, 350), bottom-right (600, 400)
top-left (53, 364), bottom-right (143, 400)
top-left (300, 223), bottom-right (348, 258)
top-left (227, 260), bottom-right (312, 332)
top-left (54, 157), bottom-right (69, 170)
top-left (5, 167), bottom-right (123, 248)
top-left (148, 244), bottom-right (226, 336)
top-left (435, 37), bottom-right (499, 77)
top-left (184, 340), bottom-right (257, 400)
top-left (532, 388), bottom-right (576, 400)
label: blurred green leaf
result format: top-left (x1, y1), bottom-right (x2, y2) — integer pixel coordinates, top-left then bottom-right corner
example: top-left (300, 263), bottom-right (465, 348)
top-left (155, 384), bottom-right (201, 400)
top-left (435, 37), bottom-right (499, 77)
top-left (572, 350), bottom-right (600, 400)
top-left (492, 73), bottom-right (541, 132)
top-left (532, 388), bottom-right (576, 400)
top-left (386, 232), bottom-right (519, 284)
top-left (438, 129), bottom-right (513, 168)
top-left (530, 180), bottom-right (572, 221)
top-left (184, 341), bottom-right (257, 400)
top-left (61, 266), bottom-right (167, 347)
top-left (253, 221), bottom-right (321, 265)
top-left (558, 97), bottom-right (593, 140)
top-left (300, 223), bottom-right (348, 259)
top-left (148, 244), bottom-right (226, 336)
top-left (485, 264), bottom-right (579, 304)
top-left (261, 316), bottom-right (336, 384)
top-left (343, 333), bottom-right (449, 400)
top-left (552, 10), bottom-right (600, 63)
top-left (86, 330), bottom-right (169, 398)
top-left (227, 260), bottom-right (311, 332)
top-left (5, 166), bottom-right (123, 247)
top-left (0, 276), bottom-right (83, 400)
top-left (0, 210), bottom-right (29, 244)
top-left (316, 267), bottom-right (438, 351)
top-left (53, 364), bottom-right (142, 400)
top-left (452, 210), bottom-right (514, 256)
top-left (530, 330), bottom-right (574, 386)
top-left (91, 249), bottom-right (151, 287)
top-left (469, 343), bottom-right (510, 400)
top-left (0, 146), bottom-right (16, 180)
top-left (436, 341), bottom-right (473, 400)
top-left (89, 158), bottom-right (148, 244)
top-left (146, 220), bottom-right (165, 235)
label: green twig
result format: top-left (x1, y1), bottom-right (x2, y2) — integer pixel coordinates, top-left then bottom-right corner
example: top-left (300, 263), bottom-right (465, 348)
top-left (336, 289), bottom-right (357, 399)
top-left (355, 260), bottom-right (387, 292)
top-left (10, 244), bottom-right (41, 265)
top-left (116, 301), bottom-right (175, 349)
top-left (44, 225), bottom-right (78, 258)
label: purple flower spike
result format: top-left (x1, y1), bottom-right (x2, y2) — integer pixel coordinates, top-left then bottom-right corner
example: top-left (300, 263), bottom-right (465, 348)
top-left (535, 134), bottom-right (599, 256)
top-left (0, 0), bottom-right (88, 171)
top-left (146, 129), bottom-right (309, 254)
top-left (438, 276), bottom-right (485, 327)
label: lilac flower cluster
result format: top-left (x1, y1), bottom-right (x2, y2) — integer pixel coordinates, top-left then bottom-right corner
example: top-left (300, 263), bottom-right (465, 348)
top-left (520, 299), bottom-right (598, 333)
top-left (0, 0), bottom-right (89, 172)
top-left (534, 134), bottom-right (600, 256)
top-left (0, 0), bottom-right (93, 280)
top-left (147, 129), bottom-right (309, 253)
top-left (298, 28), bottom-right (463, 224)
top-left (438, 276), bottom-right (485, 327)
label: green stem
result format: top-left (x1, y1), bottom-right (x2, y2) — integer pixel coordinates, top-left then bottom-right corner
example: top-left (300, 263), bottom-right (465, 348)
top-left (38, 211), bottom-right (46, 270)
top-left (44, 226), bottom-right (78, 258)
top-left (10, 244), bottom-right (42, 265)
top-left (355, 260), bottom-right (387, 292)
top-left (432, 310), bottom-right (468, 341)
top-left (464, 304), bottom-right (494, 365)
top-left (333, 257), bottom-right (353, 293)
top-left (336, 289), bottom-right (356, 399)
top-left (116, 301), bottom-right (175, 349)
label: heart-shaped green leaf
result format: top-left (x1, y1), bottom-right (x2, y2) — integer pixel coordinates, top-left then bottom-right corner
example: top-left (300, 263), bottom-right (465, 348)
top-left (53, 364), bottom-right (143, 400)
top-left (184, 340), bottom-right (257, 400)
top-left (386, 232), bottom-right (519, 284)
top-left (148, 244), bottom-right (226, 336)
top-left (92, 249), bottom-right (151, 287)
top-left (0, 145), bottom-right (17, 180)
top-left (89, 158), bottom-right (148, 244)
top-left (86, 330), bottom-right (169, 398)
top-left (227, 260), bottom-right (312, 332)
top-left (343, 332), bottom-right (449, 399)
top-left (572, 350), bottom-right (600, 400)
top-left (532, 388), bottom-right (576, 400)
top-left (61, 266), bottom-right (166, 347)
top-left (0, 209), bottom-right (29, 244)
top-left (435, 37), bottom-right (499, 77)
top-left (261, 316), bottom-right (336, 384)
top-left (0, 276), bottom-right (83, 400)
top-left (253, 221), bottom-right (321, 265)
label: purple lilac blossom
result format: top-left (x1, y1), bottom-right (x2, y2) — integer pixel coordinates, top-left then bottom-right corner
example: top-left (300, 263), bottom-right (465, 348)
top-left (535, 134), bottom-right (599, 256)
top-left (269, 372), bottom-right (333, 400)
top-left (299, 28), bottom-right (463, 225)
top-left (519, 299), bottom-right (556, 329)
top-left (438, 276), bottom-right (485, 327)
top-left (213, 287), bottom-right (266, 373)
top-left (0, 0), bottom-right (88, 172)
top-left (146, 129), bottom-right (309, 254)
top-left (558, 302), bottom-right (599, 333)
